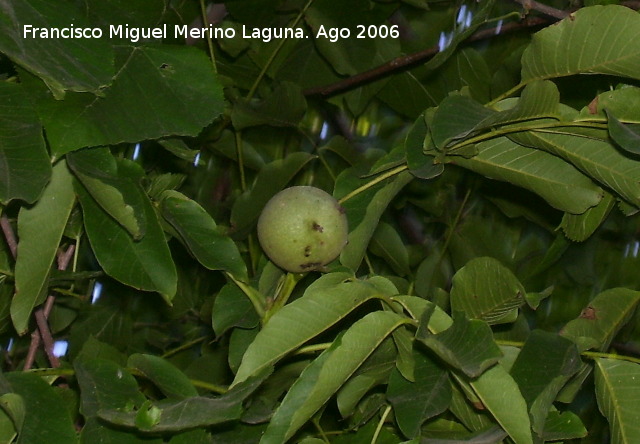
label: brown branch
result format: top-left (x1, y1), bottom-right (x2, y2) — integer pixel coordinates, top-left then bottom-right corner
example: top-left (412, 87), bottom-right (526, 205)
top-left (514, 0), bottom-right (569, 20)
top-left (302, 0), bottom-right (640, 99)
top-left (23, 244), bottom-right (76, 370)
top-left (303, 16), bottom-right (549, 98)
top-left (34, 309), bottom-right (59, 368)
top-left (0, 214), bottom-right (17, 259)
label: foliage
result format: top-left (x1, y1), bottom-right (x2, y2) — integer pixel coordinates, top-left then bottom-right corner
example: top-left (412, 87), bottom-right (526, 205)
top-left (2, 0), bottom-right (640, 443)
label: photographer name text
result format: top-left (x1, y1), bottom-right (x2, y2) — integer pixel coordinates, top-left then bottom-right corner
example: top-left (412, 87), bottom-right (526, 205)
top-left (23, 24), bottom-right (400, 43)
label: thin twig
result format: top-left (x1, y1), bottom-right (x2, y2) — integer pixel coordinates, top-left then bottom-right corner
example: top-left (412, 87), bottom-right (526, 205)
top-left (22, 333), bottom-right (40, 371)
top-left (371, 405), bottom-right (393, 444)
top-left (303, 16), bottom-right (549, 98)
top-left (0, 214), bottom-right (17, 259)
top-left (34, 310), bottom-right (59, 368)
top-left (514, 0), bottom-right (570, 20)
top-left (338, 164), bottom-right (408, 205)
top-left (46, 245), bottom-right (76, 318)
top-left (199, 0), bottom-right (218, 74)
top-left (304, 0), bottom-right (640, 99)
top-left (23, 244), bottom-right (76, 370)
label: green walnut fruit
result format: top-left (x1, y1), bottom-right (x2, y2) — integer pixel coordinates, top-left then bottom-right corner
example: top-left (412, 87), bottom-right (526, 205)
top-left (257, 186), bottom-right (349, 273)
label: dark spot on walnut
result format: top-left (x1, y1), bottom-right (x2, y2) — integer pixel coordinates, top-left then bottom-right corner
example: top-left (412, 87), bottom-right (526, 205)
top-left (337, 205), bottom-right (346, 214)
top-left (312, 222), bottom-right (324, 232)
top-left (300, 261), bottom-right (322, 270)
top-left (304, 245), bottom-right (311, 257)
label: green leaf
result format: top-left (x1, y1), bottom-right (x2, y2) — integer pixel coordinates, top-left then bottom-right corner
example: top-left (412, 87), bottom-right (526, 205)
top-left (160, 190), bottom-right (248, 281)
top-left (232, 276), bottom-right (389, 386)
top-left (69, 306), bottom-right (134, 359)
top-left (542, 410), bottom-right (587, 441)
top-left (405, 114), bottom-right (443, 180)
top-left (336, 339), bottom-right (397, 418)
top-left (378, 71), bottom-right (435, 119)
top-left (0, 0), bottom-right (114, 98)
top-left (79, 0), bottom-right (169, 29)
top-left (394, 295), bottom-right (453, 332)
top-left (524, 286), bottom-right (554, 311)
top-left (304, 0), bottom-right (385, 76)
top-left (485, 80), bottom-right (562, 126)
top-left (74, 358), bottom-right (146, 418)
top-left (424, 47), bottom-right (492, 105)
top-left (134, 401), bottom-right (161, 429)
top-left (2, 372), bottom-right (78, 444)
top-left (521, 5), bottom-right (640, 83)
top-left (206, 423), bottom-right (267, 444)
top-left (230, 152), bottom-right (316, 237)
top-left (510, 330), bottom-right (581, 436)
top-left (228, 326), bottom-right (259, 374)
top-left (607, 109), bottom-right (640, 155)
top-left (560, 288), bottom-right (640, 352)
top-left (426, 425), bottom-right (510, 443)
top-left (451, 136), bottom-right (603, 214)
top-left (392, 325), bottom-right (415, 382)
top-left (318, 136), bottom-right (365, 168)
top-left (513, 130), bottom-right (640, 207)
top-left (80, 417), bottom-right (162, 444)
top-left (243, 361), bottom-right (309, 424)
top-left (32, 45), bottom-right (223, 155)
top-left (561, 191), bottom-right (615, 241)
top-left (448, 384), bottom-right (495, 434)
top-left (433, 81), bottom-right (561, 152)
top-left (99, 368), bottom-right (270, 432)
top-left (67, 147), bottom-right (147, 239)
top-left (127, 354), bottom-right (198, 399)
top-left (417, 312), bottom-right (502, 378)
top-left (0, 393), bottom-right (23, 443)
top-left (11, 160), bottom-right (75, 334)
top-left (260, 311), bottom-right (410, 443)
top-left (169, 430), bottom-right (212, 444)
top-left (212, 282), bottom-right (260, 337)
top-left (386, 351), bottom-right (451, 438)
top-left (76, 336), bottom-right (127, 366)
top-left (369, 222), bottom-right (410, 276)
top-left (268, 37), bottom-right (341, 90)
top-left (0, 82), bottom-right (51, 204)
top-left (0, 285), bottom-right (11, 337)
top-left (77, 175), bottom-right (177, 302)
top-left (450, 257), bottom-right (526, 325)
top-left (338, 171), bottom-right (413, 272)
top-left (468, 364), bottom-right (533, 444)
top-left (405, 297), bottom-right (514, 435)
top-left (431, 94), bottom-right (495, 150)
top-left (231, 81), bottom-right (307, 129)
top-left (595, 358), bottom-right (640, 444)
top-left (259, 348), bottom-right (333, 444)
top-left (578, 87), bottom-right (640, 123)
top-left (418, 0), bottom-right (497, 77)
top-left (157, 139), bottom-right (202, 165)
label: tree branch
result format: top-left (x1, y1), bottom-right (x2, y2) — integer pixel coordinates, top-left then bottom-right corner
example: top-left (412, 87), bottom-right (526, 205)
top-left (34, 310), bottom-right (59, 368)
top-left (23, 244), bottom-right (76, 370)
top-left (0, 214), bottom-right (17, 259)
top-left (303, 1), bottom-right (640, 99)
top-left (513, 0), bottom-right (569, 19)
top-left (303, 16), bottom-right (549, 98)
